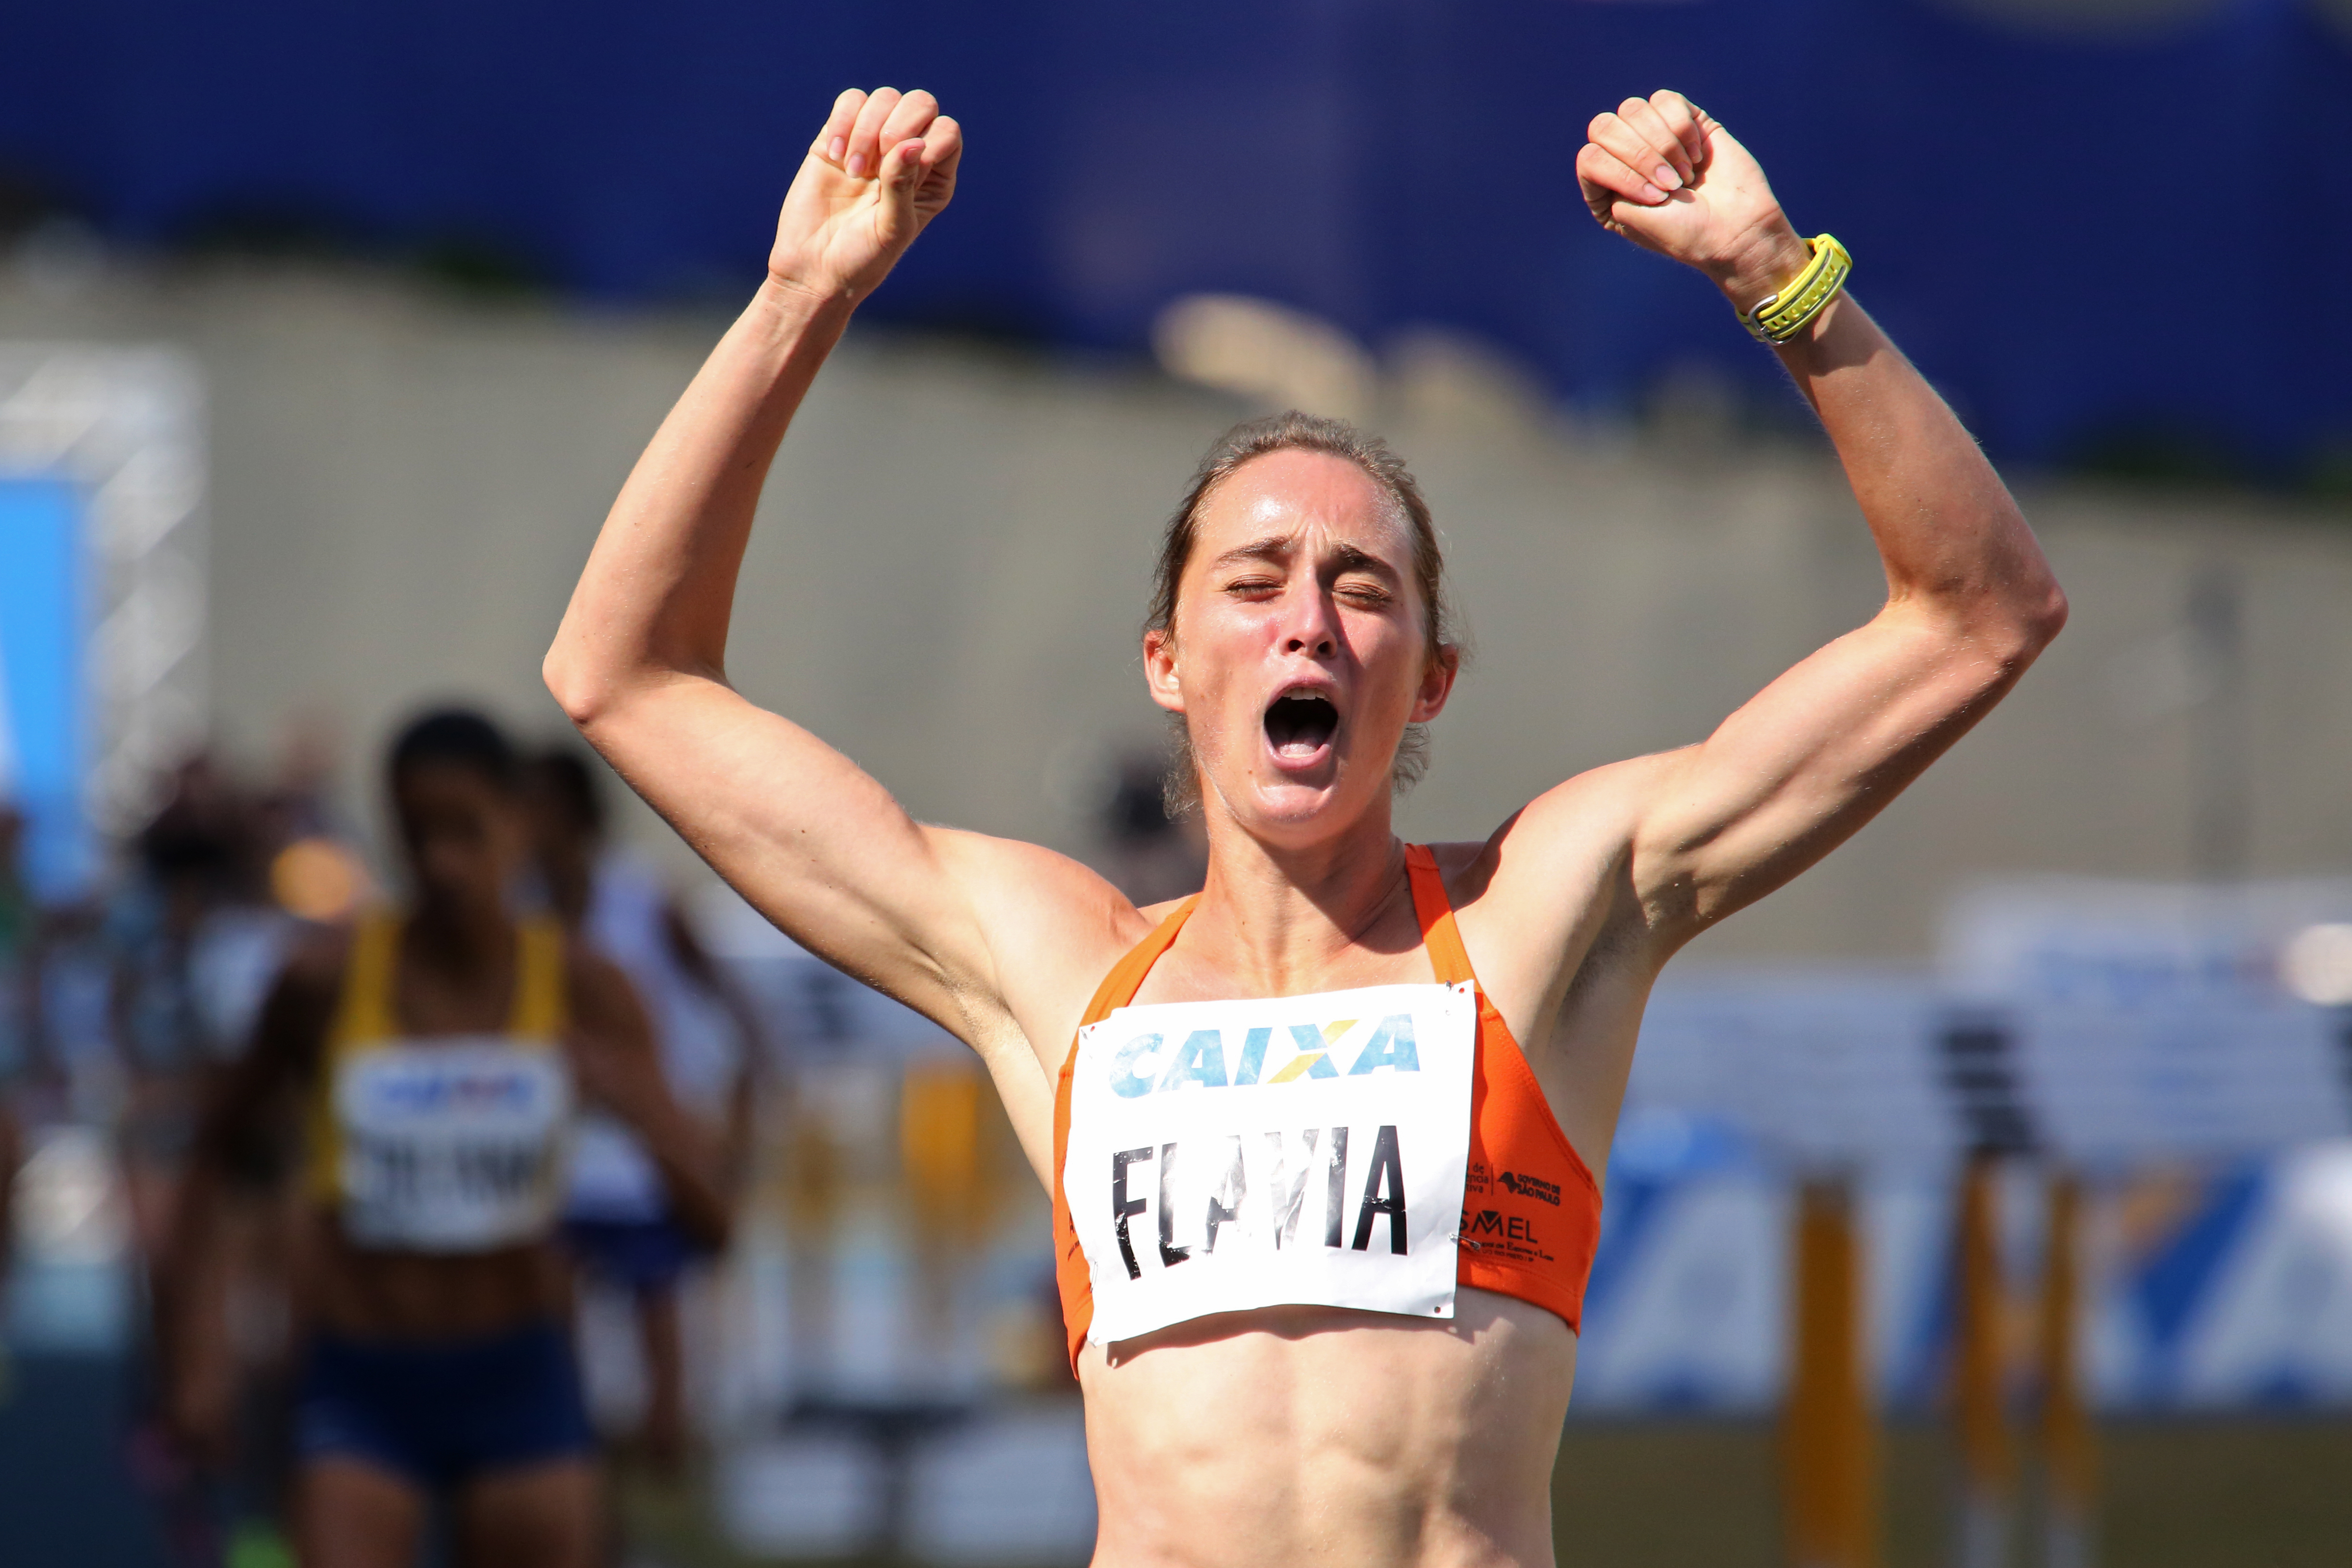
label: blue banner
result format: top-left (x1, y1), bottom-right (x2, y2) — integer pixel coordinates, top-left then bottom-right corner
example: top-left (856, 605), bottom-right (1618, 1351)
top-left (4, 1), bottom-right (2347, 472)
top-left (0, 478), bottom-right (90, 896)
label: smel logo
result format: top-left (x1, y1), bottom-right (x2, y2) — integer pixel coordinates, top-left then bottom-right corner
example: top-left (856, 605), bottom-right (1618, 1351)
top-left (1105, 1013), bottom-right (1422, 1098)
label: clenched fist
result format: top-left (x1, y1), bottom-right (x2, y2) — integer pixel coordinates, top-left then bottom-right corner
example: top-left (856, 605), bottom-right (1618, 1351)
top-left (1576, 91), bottom-right (1813, 317)
top-left (769, 87), bottom-right (963, 304)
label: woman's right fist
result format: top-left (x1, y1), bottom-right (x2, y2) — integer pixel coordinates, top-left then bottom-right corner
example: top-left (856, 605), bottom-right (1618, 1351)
top-left (768, 87), bottom-right (962, 304)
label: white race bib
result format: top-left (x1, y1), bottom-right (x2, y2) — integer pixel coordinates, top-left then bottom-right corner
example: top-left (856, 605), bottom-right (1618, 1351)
top-left (335, 1037), bottom-right (573, 1252)
top-left (1063, 981), bottom-right (1475, 1346)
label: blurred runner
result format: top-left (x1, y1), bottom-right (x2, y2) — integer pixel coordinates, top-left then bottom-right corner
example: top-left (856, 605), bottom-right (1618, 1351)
top-left (519, 745), bottom-right (758, 1474)
top-left (167, 709), bottom-right (728, 1568)
top-left (105, 760), bottom-right (296, 1565)
top-left (117, 770), bottom-right (293, 1221)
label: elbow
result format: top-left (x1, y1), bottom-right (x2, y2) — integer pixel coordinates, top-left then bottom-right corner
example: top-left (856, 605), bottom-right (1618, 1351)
top-left (544, 628), bottom-right (710, 736)
top-left (1951, 570), bottom-right (2066, 672)
top-left (2003, 513), bottom-right (2070, 655)
top-left (2038, 583), bottom-right (2070, 644)
top-left (541, 645), bottom-right (596, 731)
top-left (542, 637), bottom-right (622, 735)
top-left (2008, 576), bottom-right (2069, 661)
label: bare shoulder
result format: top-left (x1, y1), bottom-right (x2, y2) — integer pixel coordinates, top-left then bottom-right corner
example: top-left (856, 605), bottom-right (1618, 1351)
top-left (1426, 750), bottom-right (1694, 1031)
top-left (559, 940), bottom-right (645, 1029)
top-left (274, 922), bottom-right (356, 1007)
top-left (930, 827), bottom-right (1162, 989)
top-left (237, 922), bottom-right (355, 1084)
top-left (1435, 749), bottom-right (1689, 909)
top-left (631, 824), bottom-right (1150, 1085)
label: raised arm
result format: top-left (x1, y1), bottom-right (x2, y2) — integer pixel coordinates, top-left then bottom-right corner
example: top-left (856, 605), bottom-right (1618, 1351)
top-left (1540, 91), bottom-right (2066, 945)
top-left (545, 91), bottom-right (1118, 1059)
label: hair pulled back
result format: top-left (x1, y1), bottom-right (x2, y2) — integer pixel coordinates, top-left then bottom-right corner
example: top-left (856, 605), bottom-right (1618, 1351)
top-left (388, 706), bottom-right (518, 794)
top-left (1148, 412), bottom-right (1460, 815)
top-left (525, 745), bottom-right (607, 836)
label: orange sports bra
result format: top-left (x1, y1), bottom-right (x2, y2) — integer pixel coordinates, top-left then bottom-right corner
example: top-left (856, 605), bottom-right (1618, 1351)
top-left (1049, 844), bottom-right (1602, 1366)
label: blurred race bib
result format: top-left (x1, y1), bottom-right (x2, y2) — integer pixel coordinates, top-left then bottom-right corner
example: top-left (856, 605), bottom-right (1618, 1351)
top-left (334, 1037), bottom-right (573, 1251)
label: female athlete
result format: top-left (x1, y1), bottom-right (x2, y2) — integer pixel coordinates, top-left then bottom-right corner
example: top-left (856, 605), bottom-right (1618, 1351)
top-left (169, 711), bottom-right (731, 1568)
top-left (546, 86), bottom-right (2065, 1567)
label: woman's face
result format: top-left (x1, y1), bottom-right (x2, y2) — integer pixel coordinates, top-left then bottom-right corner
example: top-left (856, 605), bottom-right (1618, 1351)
top-left (1145, 449), bottom-right (1456, 845)
top-left (392, 762), bottom-right (524, 919)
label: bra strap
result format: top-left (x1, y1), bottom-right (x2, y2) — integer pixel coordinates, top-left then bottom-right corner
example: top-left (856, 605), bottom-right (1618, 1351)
top-left (1079, 896), bottom-right (1199, 1027)
top-left (329, 910), bottom-right (401, 1048)
top-left (510, 917), bottom-right (569, 1038)
top-left (1403, 844), bottom-right (1478, 988)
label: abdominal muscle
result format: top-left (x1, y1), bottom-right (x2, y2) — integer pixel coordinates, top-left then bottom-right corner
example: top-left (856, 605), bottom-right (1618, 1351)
top-left (1078, 1287), bottom-right (1576, 1568)
top-left (294, 1210), bottom-right (573, 1341)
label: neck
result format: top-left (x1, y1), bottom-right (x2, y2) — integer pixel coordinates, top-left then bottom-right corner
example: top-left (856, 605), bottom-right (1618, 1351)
top-left (1188, 795), bottom-right (1412, 994)
top-left (406, 895), bottom-right (512, 976)
top-left (542, 844), bottom-right (594, 928)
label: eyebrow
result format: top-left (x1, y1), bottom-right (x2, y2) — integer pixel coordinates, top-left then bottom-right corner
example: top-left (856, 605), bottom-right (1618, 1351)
top-left (1208, 535), bottom-right (1295, 571)
top-left (1208, 536), bottom-right (1401, 581)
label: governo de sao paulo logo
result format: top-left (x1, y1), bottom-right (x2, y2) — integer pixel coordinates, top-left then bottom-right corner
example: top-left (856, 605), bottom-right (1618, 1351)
top-left (1106, 1013), bottom-right (1422, 1099)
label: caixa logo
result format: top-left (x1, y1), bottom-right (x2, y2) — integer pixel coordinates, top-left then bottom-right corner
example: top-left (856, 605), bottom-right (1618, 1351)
top-left (1108, 1014), bottom-right (1421, 1098)
top-left (359, 1063), bottom-right (550, 1117)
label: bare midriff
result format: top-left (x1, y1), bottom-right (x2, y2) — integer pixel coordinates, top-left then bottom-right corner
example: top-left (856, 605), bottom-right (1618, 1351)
top-left (1078, 1287), bottom-right (1576, 1568)
top-left (294, 1214), bottom-right (573, 1341)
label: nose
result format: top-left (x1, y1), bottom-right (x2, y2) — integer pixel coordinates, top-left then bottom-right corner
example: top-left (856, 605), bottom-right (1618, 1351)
top-left (1278, 578), bottom-right (1339, 658)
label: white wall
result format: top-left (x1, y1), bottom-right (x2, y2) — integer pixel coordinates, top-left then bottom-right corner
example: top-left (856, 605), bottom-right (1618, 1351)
top-left (7, 254), bottom-right (2349, 962)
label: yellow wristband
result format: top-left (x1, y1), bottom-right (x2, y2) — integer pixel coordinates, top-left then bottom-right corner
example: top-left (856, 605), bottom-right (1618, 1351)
top-left (1740, 234), bottom-right (1851, 345)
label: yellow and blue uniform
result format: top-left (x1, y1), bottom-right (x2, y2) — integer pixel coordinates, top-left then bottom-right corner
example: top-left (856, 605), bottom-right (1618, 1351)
top-left (294, 911), bottom-right (596, 1485)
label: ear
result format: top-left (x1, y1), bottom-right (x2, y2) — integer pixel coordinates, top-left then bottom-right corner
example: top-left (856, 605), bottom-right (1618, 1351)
top-left (1143, 629), bottom-right (1186, 716)
top-left (1408, 644), bottom-right (1460, 724)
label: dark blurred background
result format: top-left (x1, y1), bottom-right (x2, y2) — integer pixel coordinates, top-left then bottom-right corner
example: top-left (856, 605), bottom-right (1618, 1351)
top-left (6, 0), bottom-right (2352, 478)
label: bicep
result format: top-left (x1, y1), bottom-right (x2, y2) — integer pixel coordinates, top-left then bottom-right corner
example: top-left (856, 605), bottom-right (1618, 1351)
top-left (576, 674), bottom-right (1001, 1030)
top-left (1631, 602), bottom-right (2045, 935)
top-left (576, 676), bottom-right (1131, 1055)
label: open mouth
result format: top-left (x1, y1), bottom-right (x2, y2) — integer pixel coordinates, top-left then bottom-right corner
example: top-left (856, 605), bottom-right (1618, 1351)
top-left (1264, 691), bottom-right (1339, 761)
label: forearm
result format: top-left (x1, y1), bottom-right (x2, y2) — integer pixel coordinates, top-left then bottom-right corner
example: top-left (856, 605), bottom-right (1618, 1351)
top-left (1731, 245), bottom-right (2062, 635)
top-left (155, 1151), bottom-right (228, 1366)
top-left (1584, 92), bottom-right (2069, 936)
top-left (165, 1089), bottom-right (255, 1285)
top-left (628, 1100), bottom-right (735, 1249)
top-left (545, 279), bottom-right (855, 720)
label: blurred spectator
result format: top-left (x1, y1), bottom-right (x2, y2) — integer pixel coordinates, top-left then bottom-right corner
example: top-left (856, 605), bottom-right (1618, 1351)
top-left (255, 718), bottom-right (373, 926)
top-left (520, 746), bottom-right (761, 1476)
top-left (1098, 749), bottom-right (1206, 907)
top-left (0, 805), bottom-right (31, 1303)
top-left (108, 756), bottom-right (300, 1565)
top-left (112, 756), bottom-right (293, 1268)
